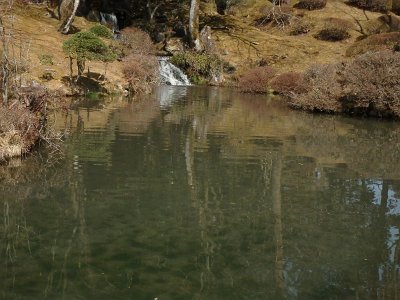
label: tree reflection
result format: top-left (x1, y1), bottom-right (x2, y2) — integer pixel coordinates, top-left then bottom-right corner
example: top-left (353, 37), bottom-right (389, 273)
top-left (1, 87), bottom-right (400, 299)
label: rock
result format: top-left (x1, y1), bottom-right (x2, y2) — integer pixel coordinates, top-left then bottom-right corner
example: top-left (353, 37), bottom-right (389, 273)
top-left (164, 38), bottom-right (184, 54)
top-left (223, 62), bottom-right (236, 74)
top-left (200, 25), bottom-right (216, 53)
top-left (173, 21), bottom-right (186, 37)
top-left (154, 32), bottom-right (165, 43)
top-left (87, 10), bottom-right (101, 22)
top-left (209, 72), bottom-right (224, 86)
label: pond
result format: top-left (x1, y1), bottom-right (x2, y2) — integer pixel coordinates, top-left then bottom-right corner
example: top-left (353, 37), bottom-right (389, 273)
top-left (0, 86), bottom-right (399, 299)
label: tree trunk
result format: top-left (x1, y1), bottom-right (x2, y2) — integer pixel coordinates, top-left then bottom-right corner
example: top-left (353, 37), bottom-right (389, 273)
top-left (58, 0), bottom-right (80, 34)
top-left (271, 151), bottom-right (284, 297)
top-left (77, 58), bottom-right (85, 77)
top-left (189, 0), bottom-right (203, 51)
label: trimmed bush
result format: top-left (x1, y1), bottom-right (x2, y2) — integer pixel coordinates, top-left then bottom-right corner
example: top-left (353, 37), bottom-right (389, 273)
top-left (238, 66), bottom-right (277, 93)
top-left (315, 27), bottom-right (350, 41)
top-left (270, 72), bottom-right (306, 95)
top-left (63, 31), bottom-right (116, 76)
top-left (346, 32), bottom-right (400, 56)
top-left (89, 24), bottom-right (113, 39)
top-left (122, 54), bottom-right (158, 94)
top-left (294, 0), bottom-right (326, 10)
top-left (347, 0), bottom-right (389, 12)
top-left (315, 19), bottom-right (352, 41)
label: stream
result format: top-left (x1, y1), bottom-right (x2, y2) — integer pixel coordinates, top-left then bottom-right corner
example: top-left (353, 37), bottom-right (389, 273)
top-left (0, 86), bottom-right (399, 299)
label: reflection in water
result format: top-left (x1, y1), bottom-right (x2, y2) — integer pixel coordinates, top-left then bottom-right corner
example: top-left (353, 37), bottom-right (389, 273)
top-left (1, 86), bottom-right (400, 299)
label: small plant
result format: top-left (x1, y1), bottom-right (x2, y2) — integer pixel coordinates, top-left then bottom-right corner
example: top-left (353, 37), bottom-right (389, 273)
top-left (38, 54), bottom-right (54, 65)
top-left (89, 24), bottom-right (114, 39)
top-left (40, 69), bottom-right (55, 81)
top-left (294, 0), bottom-right (326, 10)
top-left (238, 66), bottom-right (277, 93)
top-left (270, 72), bottom-right (306, 95)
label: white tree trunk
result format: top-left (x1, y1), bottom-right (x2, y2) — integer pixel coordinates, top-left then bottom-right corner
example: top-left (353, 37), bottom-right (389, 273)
top-left (58, 0), bottom-right (80, 34)
top-left (189, 0), bottom-right (202, 51)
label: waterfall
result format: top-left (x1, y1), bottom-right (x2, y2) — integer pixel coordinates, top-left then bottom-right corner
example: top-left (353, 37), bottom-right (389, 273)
top-left (100, 12), bottom-right (119, 33)
top-left (158, 57), bottom-right (191, 86)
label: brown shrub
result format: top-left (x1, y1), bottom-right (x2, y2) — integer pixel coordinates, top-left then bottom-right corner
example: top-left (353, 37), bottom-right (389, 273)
top-left (294, 0), bottom-right (327, 10)
top-left (238, 66), bottom-right (277, 93)
top-left (256, 6), bottom-right (294, 28)
top-left (346, 32), bottom-right (400, 56)
top-left (0, 104), bottom-right (40, 159)
top-left (122, 54), bottom-right (159, 94)
top-left (289, 50), bottom-right (400, 118)
top-left (289, 63), bottom-right (343, 112)
top-left (112, 27), bottom-right (155, 59)
top-left (347, 0), bottom-right (389, 12)
top-left (339, 50), bottom-right (400, 117)
top-left (289, 18), bottom-right (314, 35)
top-left (270, 72), bottom-right (306, 95)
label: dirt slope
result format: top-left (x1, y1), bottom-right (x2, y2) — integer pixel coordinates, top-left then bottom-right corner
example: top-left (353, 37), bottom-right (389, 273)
top-left (209, 0), bottom-right (382, 73)
top-left (4, 0), bottom-right (384, 90)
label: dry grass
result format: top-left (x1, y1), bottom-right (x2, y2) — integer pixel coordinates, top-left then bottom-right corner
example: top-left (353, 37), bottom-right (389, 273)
top-left (289, 18), bottom-right (314, 35)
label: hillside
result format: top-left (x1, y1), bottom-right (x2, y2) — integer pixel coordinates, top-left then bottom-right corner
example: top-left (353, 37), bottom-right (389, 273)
top-left (2, 0), bottom-right (389, 91)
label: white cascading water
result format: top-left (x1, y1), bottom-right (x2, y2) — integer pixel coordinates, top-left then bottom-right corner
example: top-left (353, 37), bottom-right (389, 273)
top-left (158, 57), bottom-right (191, 86)
top-left (100, 12), bottom-right (119, 33)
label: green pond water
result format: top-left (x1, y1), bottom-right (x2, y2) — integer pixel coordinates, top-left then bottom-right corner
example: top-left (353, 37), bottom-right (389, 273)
top-left (1, 86), bottom-right (400, 299)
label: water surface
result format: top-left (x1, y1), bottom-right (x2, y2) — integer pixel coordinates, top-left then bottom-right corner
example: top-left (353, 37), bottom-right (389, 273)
top-left (1, 86), bottom-right (400, 299)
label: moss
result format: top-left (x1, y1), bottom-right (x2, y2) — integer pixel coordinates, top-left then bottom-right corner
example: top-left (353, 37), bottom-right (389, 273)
top-left (89, 24), bottom-right (114, 39)
top-left (38, 54), bottom-right (54, 65)
top-left (170, 52), bottom-right (223, 84)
